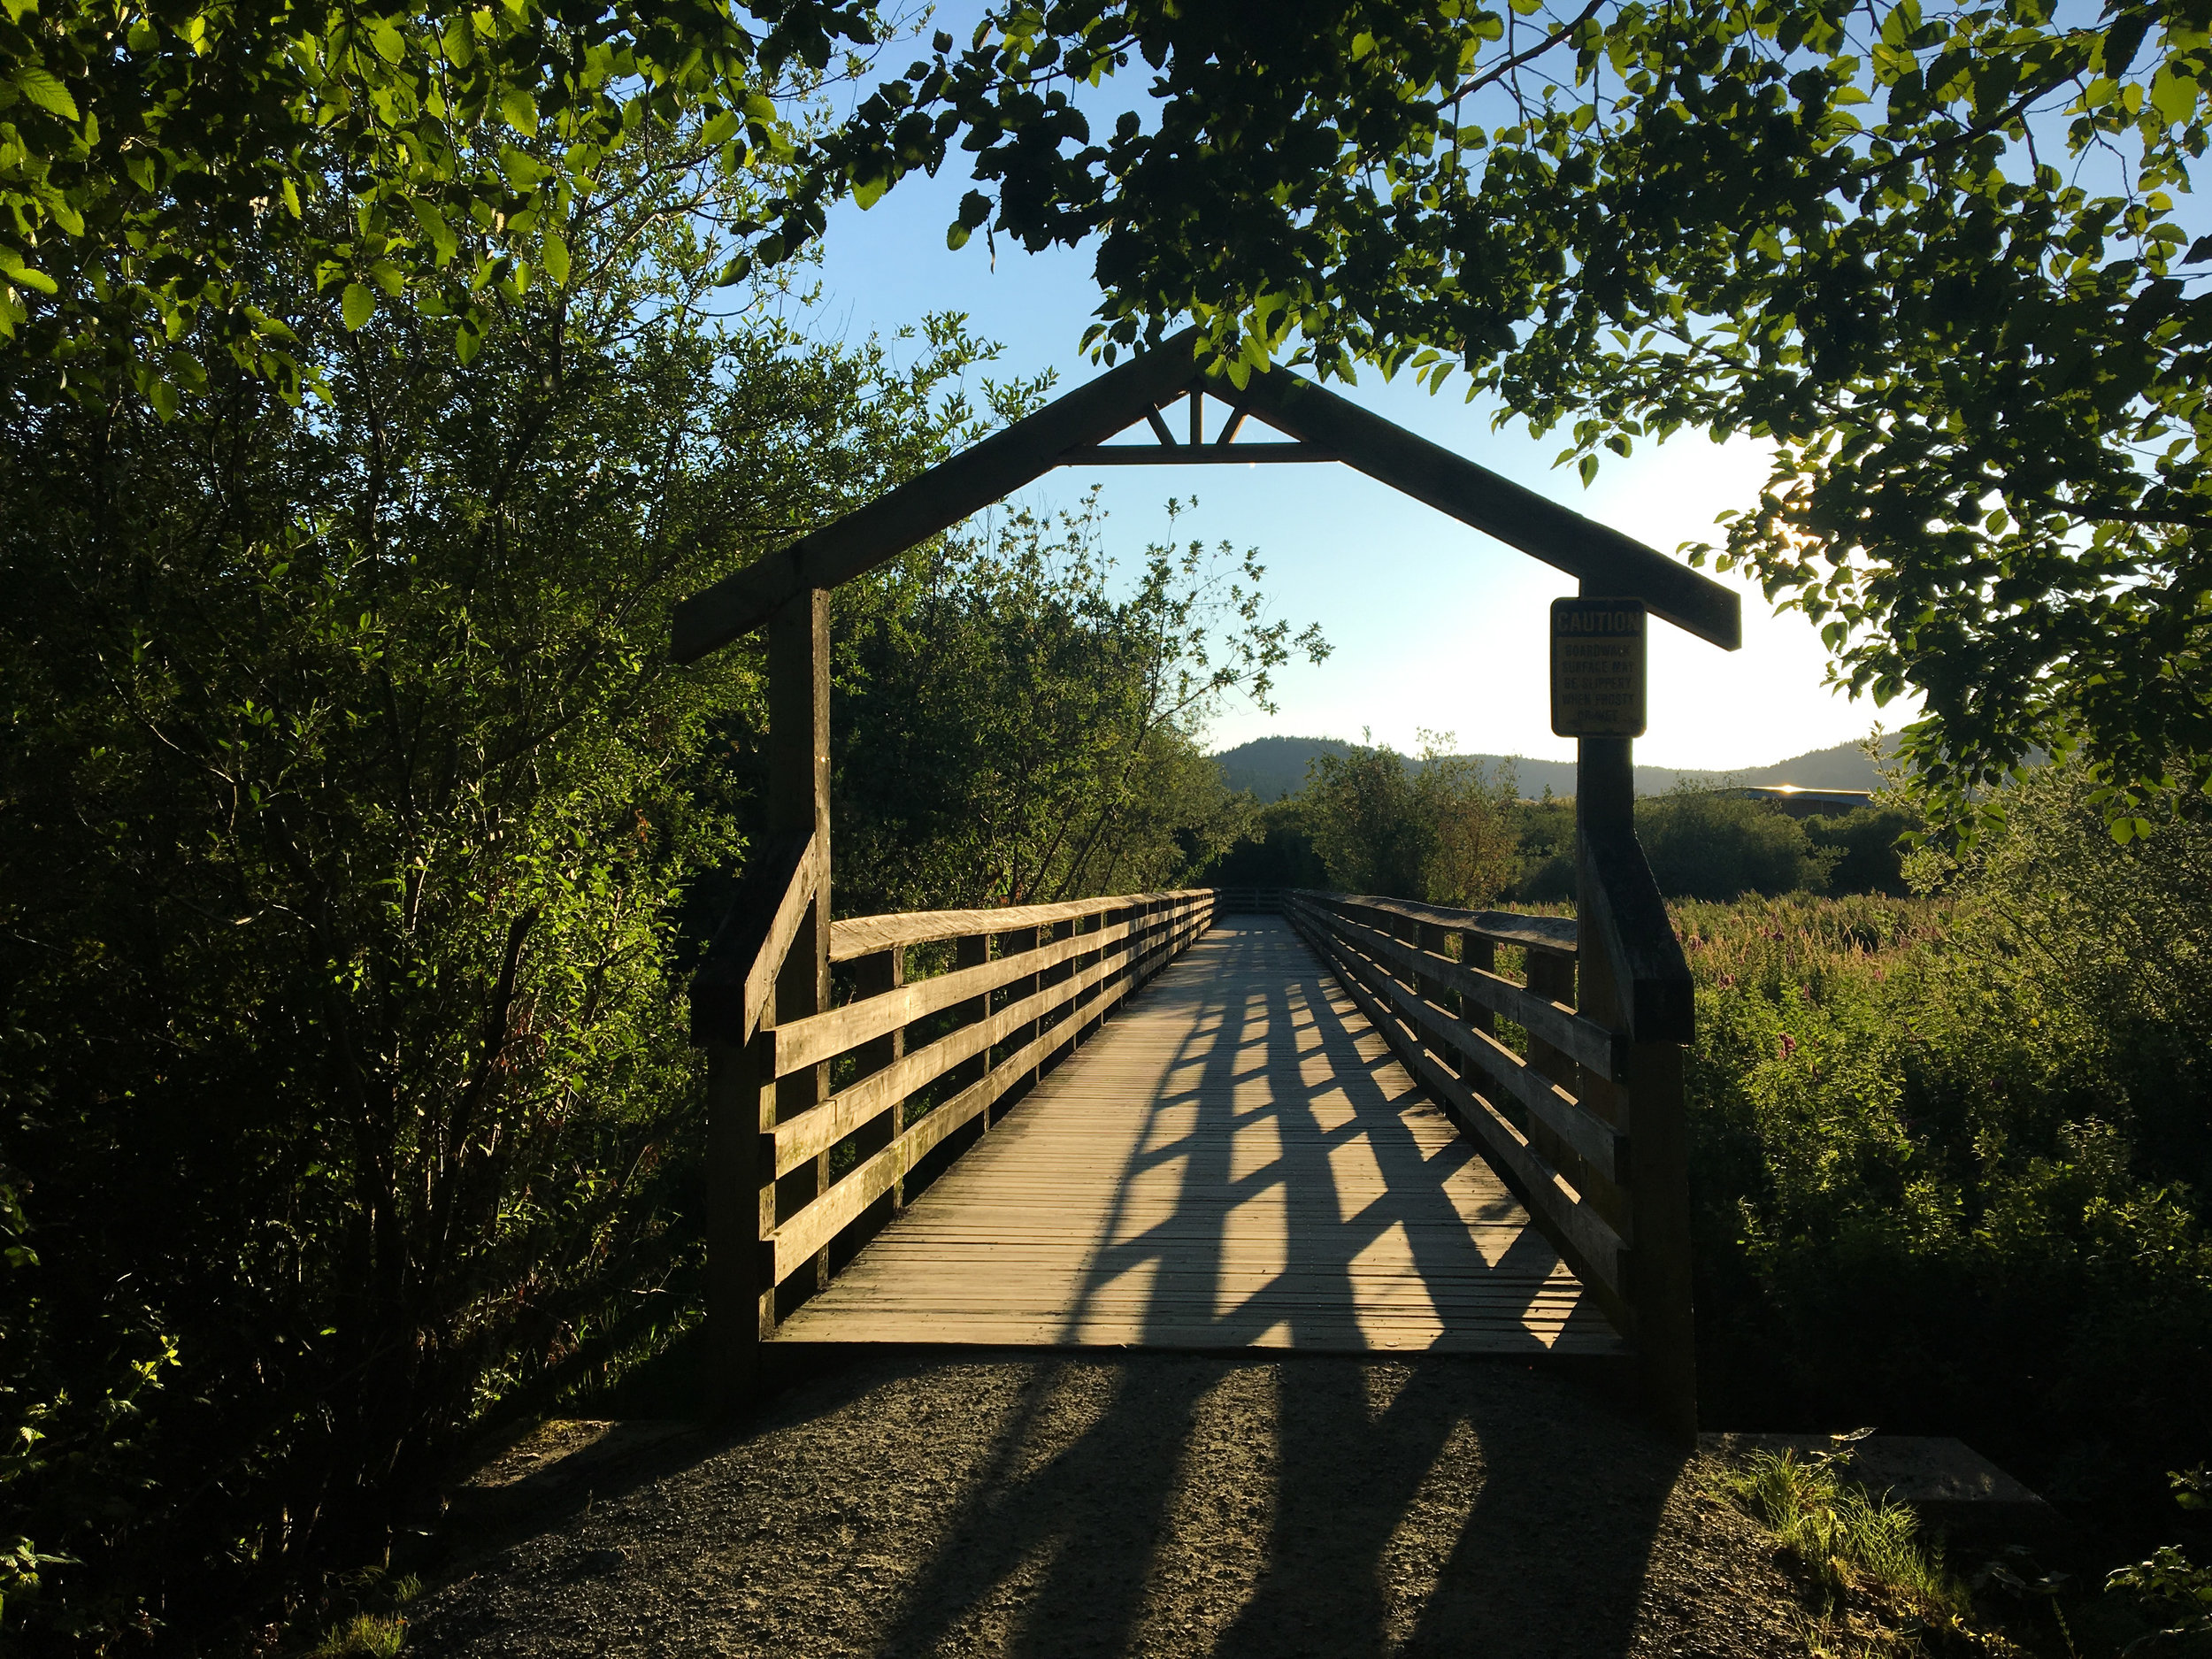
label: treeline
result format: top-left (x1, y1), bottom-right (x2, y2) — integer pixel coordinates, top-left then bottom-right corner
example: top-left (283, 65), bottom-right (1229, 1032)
top-left (1211, 735), bottom-right (1918, 904)
top-left (0, 122), bottom-right (1317, 1652)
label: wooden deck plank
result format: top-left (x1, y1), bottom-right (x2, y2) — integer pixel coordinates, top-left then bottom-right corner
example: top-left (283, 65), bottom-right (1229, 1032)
top-left (773, 918), bottom-right (1624, 1355)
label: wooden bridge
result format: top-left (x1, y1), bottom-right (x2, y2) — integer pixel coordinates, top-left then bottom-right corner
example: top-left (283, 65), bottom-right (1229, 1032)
top-left (679, 332), bottom-right (1738, 1438)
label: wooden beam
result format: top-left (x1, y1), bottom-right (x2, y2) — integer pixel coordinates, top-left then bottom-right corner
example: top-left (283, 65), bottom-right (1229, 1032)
top-left (670, 331), bottom-right (1207, 662)
top-left (1232, 368), bottom-right (1741, 650)
top-left (1058, 442), bottom-right (1342, 465)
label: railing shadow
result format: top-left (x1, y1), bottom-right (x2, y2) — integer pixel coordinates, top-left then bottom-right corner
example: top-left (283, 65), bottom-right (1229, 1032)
top-left (860, 1352), bottom-right (1686, 1658)
top-left (413, 918), bottom-right (1686, 1656)
top-left (1056, 918), bottom-right (1590, 1352)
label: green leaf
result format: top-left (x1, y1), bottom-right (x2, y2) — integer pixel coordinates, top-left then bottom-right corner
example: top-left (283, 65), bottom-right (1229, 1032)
top-left (365, 15), bottom-right (404, 64)
top-left (2152, 69), bottom-right (2199, 127)
top-left (947, 220), bottom-right (972, 250)
top-left (501, 87), bottom-right (538, 134)
top-left (853, 172), bottom-right (890, 210)
top-left (13, 66), bottom-right (80, 122)
top-left (541, 228), bottom-right (570, 286)
top-left (455, 319), bottom-right (480, 363)
top-left (440, 14), bottom-right (474, 66)
top-left (342, 283), bottom-right (376, 330)
top-left (410, 198), bottom-right (456, 263)
top-left (0, 249), bottom-right (58, 295)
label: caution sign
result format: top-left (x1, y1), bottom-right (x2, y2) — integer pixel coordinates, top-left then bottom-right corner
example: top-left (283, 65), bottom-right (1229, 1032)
top-left (1550, 599), bottom-right (1647, 738)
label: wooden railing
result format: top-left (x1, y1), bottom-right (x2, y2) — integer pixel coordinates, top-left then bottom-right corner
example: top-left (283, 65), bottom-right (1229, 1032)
top-left (1211, 886), bottom-right (1285, 914)
top-left (1286, 849), bottom-right (1696, 1433)
top-left (695, 869), bottom-right (1214, 1393)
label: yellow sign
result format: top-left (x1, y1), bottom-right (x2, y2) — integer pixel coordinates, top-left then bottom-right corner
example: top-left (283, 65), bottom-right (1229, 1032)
top-left (1550, 599), bottom-right (1647, 738)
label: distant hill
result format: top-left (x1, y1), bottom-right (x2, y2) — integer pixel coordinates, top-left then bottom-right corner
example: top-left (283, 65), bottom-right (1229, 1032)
top-left (1212, 734), bottom-right (1891, 803)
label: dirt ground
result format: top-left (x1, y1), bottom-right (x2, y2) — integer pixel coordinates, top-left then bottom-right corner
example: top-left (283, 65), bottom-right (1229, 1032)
top-left (407, 1352), bottom-right (1817, 1659)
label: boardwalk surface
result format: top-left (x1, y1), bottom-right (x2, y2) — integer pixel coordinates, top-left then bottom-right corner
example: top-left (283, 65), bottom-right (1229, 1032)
top-left (775, 917), bottom-right (1622, 1354)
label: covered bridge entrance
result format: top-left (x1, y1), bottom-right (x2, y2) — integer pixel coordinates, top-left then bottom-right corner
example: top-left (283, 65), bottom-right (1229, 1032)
top-left (674, 333), bottom-right (1740, 1436)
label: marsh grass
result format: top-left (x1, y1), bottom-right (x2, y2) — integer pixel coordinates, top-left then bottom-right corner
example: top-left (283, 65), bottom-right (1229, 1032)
top-left (306, 1611), bottom-right (408, 1657)
top-left (1718, 1442), bottom-right (2006, 1656)
top-left (1725, 1447), bottom-right (1964, 1616)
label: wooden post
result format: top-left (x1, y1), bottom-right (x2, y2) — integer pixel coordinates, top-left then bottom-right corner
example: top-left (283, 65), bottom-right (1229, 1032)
top-left (951, 930), bottom-right (991, 1125)
top-left (1464, 933), bottom-right (1496, 1036)
top-left (1006, 923), bottom-right (1044, 1094)
top-left (1524, 949), bottom-right (1578, 1079)
top-left (1416, 921), bottom-right (1454, 1018)
top-left (771, 591), bottom-right (833, 1300)
top-left (705, 586), bottom-right (829, 1410)
top-left (1576, 729), bottom-right (1697, 1442)
top-left (853, 948), bottom-right (905, 1211)
top-left (706, 1030), bottom-right (772, 1414)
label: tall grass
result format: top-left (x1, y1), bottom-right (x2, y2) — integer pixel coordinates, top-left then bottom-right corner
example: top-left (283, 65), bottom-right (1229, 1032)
top-left (1722, 1444), bottom-right (1968, 1622)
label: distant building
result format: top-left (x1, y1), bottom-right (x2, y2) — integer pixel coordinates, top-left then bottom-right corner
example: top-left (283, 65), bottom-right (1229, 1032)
top-left (1732, 785), bottom-right (1875, 818)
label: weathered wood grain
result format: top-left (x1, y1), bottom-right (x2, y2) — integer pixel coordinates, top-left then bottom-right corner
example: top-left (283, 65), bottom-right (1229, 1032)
top-left (774, 918), bottom-right (1621, 1355)
top-left (1308, 893), bottom-right (1581, 957)
top-left (774, 896), bottom-right (1209, 1078)
top-left (828, 890), bottom-right (1209, 961)
top-left (1310, 918), bottom-right (1630, 1184)
top-left (1231, 367), bottom-right (1742, 650)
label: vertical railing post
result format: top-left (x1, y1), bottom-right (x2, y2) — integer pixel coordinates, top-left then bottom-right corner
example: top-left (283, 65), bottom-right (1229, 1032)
top-left (951, 928), bottom-right (991, 1128)
top-left (1578, 728), bottom-right (1697, 1441)
top-left (1463, 929), bottom-right (1496, 1036)
top-left (705, 585), bottom-right (830, 1411)
top-left (853, 947), bottom-right (906, 1217)
top-left (1006, 923), bottom-right (1043, 1092)
top-left (1415, 919), bottom-right (1452, 1017)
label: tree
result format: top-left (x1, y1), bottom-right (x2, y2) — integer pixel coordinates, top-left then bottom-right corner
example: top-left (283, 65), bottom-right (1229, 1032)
top-left (1637, 789), bottom-right (1840, 898)
top-left (1302, 734), bottom-right (1521, 905)
top-left (830, 495), bottom-right (1323, 910)
top-left (0, 0), bottom-right (883, 405)
top-left (793, 0), bottom-right (2212, 835)
top-left (0, 117), bottom-right (1002, 1642)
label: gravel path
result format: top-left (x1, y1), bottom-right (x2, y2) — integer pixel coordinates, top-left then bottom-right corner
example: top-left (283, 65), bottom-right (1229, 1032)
top-left (411, 1353), bottom-right (1809, 1659)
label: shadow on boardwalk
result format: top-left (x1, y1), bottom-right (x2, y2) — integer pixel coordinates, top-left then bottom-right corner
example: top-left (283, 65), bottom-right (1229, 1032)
top-left (410, 921), bottom-right (1793, 1656)
top-left (410, 1350), bottom-right (1802, 1658)
top-left (781, 919), bottom-right (1612, 1355)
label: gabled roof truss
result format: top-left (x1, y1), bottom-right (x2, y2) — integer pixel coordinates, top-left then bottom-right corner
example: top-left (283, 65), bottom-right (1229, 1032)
top-left (670, 331), bottom-right (1741, 663)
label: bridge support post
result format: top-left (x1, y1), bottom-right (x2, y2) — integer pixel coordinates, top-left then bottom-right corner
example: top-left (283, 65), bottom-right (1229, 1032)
top-left (1577, 733), bottom-right (1698, 1443)
top-left (771, 588), bottom-right (833, 1299)
top-left (706, 588), bottom-right (831, 1414)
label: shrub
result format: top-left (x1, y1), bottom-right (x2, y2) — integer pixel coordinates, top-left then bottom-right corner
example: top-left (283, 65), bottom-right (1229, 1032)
top-left (1638, 788), bottom-right (1838, 899)
top-left (1806, 804), bottom-right (1920, 896)
top-left (1680, 776), bottom-right (2212, 1502)
top-left (1302, 734), bottom-right (1520, 905)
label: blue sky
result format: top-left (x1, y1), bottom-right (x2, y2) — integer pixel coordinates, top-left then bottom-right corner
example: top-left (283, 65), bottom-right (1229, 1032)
top-left (788, 61), bottom-right (1910, 773)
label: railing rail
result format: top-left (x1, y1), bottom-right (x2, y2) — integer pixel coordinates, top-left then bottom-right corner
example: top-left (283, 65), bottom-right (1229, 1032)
top-left (1286, 866), bottom-right (1695, 1433)
top-left (703, 883), bottom-right (1215, 1372)
top-left (1211, 886), bottom-right (1285, 914)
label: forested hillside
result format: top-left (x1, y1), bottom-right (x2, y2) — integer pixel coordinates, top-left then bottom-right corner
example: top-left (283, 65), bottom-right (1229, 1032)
top-left (1214, 735), bottom-right (1893, 803)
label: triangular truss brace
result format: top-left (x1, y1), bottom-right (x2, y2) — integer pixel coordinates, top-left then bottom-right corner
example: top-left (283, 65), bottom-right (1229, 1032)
top-left (1057, 386), bottom-right (1342, 466)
